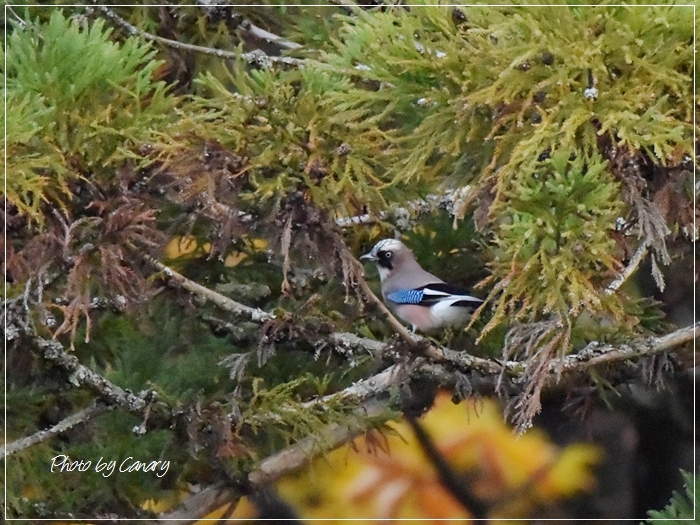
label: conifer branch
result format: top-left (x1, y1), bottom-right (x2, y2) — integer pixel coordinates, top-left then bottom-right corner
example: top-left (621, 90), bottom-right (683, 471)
top-left (553, 321), bottom-right (697, 372)
top-left (95, 5), bottom-right (303, 67)
top-left (34, 337), bottom-right (149, 413)
top-left (13, 331), bottom-right (182, 450)
top-left (145, 256), bottom-right (696, 382)
top-left (164, 319), bottom-right (697, 521)
top-left (158, 396), bottom-right (392, 522)
top-left (334, 187), bottom-right (475, 229)
top-left (2, 401), bottom-right (111, 459)
top-left (248, 398), bottom-right (389, 486)
top-left (156, 321), bottom-right (696, 521)
top-left (319, 323), bottom-right (698, 406)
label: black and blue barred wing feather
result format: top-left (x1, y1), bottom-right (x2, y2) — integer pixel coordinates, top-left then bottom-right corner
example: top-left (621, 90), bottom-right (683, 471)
top-left (386, 283), bottom-right (483, 308)
top-left (386, 288), bottom-right (425, 305)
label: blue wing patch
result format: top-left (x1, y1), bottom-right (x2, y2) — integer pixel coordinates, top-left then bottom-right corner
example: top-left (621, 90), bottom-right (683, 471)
top-left (387, 288), bottom-right (425, 305)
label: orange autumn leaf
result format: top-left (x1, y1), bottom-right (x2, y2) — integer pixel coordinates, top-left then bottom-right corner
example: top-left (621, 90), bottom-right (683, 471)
top-left (234, 392), bottom-right (602, 522)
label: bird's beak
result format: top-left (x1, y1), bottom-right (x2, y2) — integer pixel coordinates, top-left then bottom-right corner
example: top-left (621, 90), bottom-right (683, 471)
top-left (359, 252), bottom-right (377, 262)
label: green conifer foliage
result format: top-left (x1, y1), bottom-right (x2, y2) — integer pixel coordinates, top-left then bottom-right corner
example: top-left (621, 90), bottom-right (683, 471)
top-left (484, 151), bottom-right (625, 331)
top-left (646, 471), bottom-right (698, 523)
top-left (4, 11), bottom-right (175, 224)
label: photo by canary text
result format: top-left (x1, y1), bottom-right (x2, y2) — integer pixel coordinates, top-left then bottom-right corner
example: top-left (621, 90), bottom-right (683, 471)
top-left (50, 454), bottom-right (170, 478)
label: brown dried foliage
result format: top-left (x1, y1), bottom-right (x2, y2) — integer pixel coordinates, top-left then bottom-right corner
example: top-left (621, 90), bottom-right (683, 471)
top-left (501, 318), bottom-right (572, 432)
top-left (7, 191), bottom-right (163, 344)
top-left (599, 132), bottom-right (694, 260)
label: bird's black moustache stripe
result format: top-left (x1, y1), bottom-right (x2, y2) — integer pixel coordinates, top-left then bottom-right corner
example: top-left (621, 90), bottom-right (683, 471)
top-left (377, 258), bottom-right (393, 270)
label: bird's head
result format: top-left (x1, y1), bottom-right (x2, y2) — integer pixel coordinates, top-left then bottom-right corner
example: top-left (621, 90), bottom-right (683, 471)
top-left (360, 238), bottom-right (415, 280)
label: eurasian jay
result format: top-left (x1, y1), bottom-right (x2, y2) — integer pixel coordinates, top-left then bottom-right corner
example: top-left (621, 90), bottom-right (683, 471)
top-left (360, 239), bottom-right (483, 333)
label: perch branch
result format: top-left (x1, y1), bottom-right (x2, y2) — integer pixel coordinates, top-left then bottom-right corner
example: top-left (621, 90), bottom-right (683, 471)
top-left (147, 257), bottom-right (696, 380)
top-left (312, 322), bottom-right (698, 415)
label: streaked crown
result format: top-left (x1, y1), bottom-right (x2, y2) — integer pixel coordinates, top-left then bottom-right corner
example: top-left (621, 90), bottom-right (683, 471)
top-left (367, 238), bottom-right (404, 259)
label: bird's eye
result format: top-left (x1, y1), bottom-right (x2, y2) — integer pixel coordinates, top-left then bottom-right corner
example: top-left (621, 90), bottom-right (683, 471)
top-left (383, 251), bottom-right (392, 259)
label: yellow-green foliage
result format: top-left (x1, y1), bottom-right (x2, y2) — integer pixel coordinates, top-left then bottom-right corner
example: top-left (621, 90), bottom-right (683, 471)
top-left (485, 152), bottom-right (625, 330)
top-left (240, 376), bottom-right (382, 456)
top-left (158, 2), bottom-right (693, 221)
top-left (164, 63), bottom-right (405, 218)
top-left (3, 11), bottom-right (176, 224)
top-left (318, 2), bottom-right (693, 186)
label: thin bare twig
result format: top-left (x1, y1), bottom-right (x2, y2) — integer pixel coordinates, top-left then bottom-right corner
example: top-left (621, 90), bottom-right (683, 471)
top-left (95, 5), bottom-right (303, 67)
top-left (146, 256), bottom-right (274, 323)
top-left (2, 401), bottom-right (111, 459)
top-left (240, 19), bottom-right (302, 50)
top-left (6, 5), bottom-right (27, 28)
top-left (605, 240), bottom-right (650, 295)
top-left (357, 271), bottom-right (417, 345)
top-left (194, 0), bottom-right (302, 50)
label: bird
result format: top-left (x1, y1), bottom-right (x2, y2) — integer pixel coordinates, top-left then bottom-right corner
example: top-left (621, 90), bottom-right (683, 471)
top-left (360, 238), bottom-right (483, 333)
